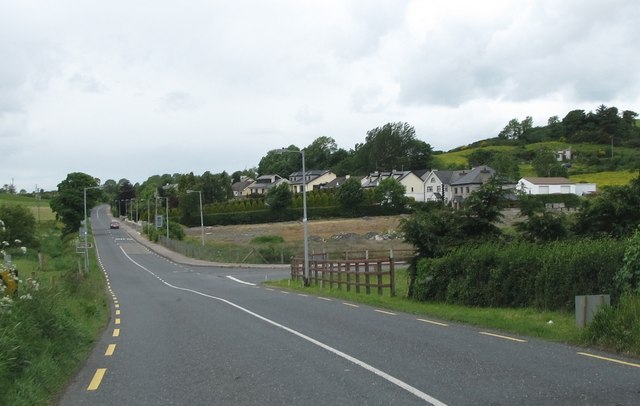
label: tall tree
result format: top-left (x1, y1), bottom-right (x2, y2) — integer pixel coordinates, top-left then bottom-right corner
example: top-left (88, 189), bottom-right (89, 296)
top-left (354, 122), bottom-right (433, 173)
top-left (257, 145), bottom-right (301, 177)
top-left (50, 172), bottom-right (100, 235)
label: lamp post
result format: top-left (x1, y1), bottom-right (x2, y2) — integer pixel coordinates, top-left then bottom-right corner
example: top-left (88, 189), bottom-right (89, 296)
top-left (157, 197), bottom-right (169, 239)
top-left (273, 148), bottom-right (309, 286)
top-left (83, 185), bottom-right (102, 273)
top-left (187, 190), bottom-right (205, 246)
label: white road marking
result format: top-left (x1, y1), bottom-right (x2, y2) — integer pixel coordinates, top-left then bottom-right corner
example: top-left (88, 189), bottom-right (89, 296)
top-left (119, 247), bottom-right (446, 406)
top-left (226, 275), bottom-right (257, 286)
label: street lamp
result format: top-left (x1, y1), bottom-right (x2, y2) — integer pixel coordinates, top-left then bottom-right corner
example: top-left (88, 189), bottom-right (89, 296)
top-left (187, 190), bottom-right (205, 246)
top-left (273, 148), bottom-right (309, 286)
top-left (83, 185), bottom-right (102, 273)
top-left (156, 196), bottom-right (169, 240)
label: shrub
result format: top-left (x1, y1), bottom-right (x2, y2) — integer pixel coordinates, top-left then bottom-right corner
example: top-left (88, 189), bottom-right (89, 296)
top-left (411, 238), bottom-right (626, 310)
top-left (584, 293), bottom-right (640, 355)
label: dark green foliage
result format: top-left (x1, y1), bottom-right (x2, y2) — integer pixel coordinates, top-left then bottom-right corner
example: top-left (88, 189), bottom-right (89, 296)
top-left (336, 177), bottom-right (363, 214)
top-left (532, 147), bottom-right (568, 177)
top-left (265, 183), bottom-right (293, 212)
top-left (374, 177), bottom-right (407, 211)
top-left (352, 122), bottom-right (433, 173)
top-left (573, 176), bottom-right (640, 238)
top-left (49, 172), bottom-right (100, 235)
top-left (615, 228), bottom-right (640, 294)
top-left (0, 204), bottom-right (37, 246)
top-left (410, 239), bottom-right (626, 310)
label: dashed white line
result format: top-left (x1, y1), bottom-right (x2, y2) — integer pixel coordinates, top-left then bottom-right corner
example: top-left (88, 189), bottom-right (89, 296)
top-left (118, 247), bottom-right (446, 405)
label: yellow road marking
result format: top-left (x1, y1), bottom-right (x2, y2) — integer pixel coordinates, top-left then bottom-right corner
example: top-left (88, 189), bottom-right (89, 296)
top-left (115, 318), bottom-right (121, 325)
top-left (113, 328), bottom-right (120, 337)
top-left (105, 344), bottom-right (116, 356)
top-left (578, 352), bottom-right (640, 368)
top-left (374, 309), bottom-right (397, 316)
top-left (115, 304), bottom-right (120, 308)
top-left (87, 368), bottom-right (107, 390)
top-left (115, 310), bottom-right (120, 315)
top-left (479, 332), bottom-right (527, 343)
top-left (417, 318), bottom-right (449, 327)
top-left (343, 302), bottom-right (360, 308)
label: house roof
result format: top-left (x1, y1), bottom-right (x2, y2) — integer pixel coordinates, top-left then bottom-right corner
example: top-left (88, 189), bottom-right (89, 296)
top-left (231, 178), bottom-right (254, 192)
top-left (521, 177), bottom-right (574, 185)
top-left (451, 166), bottom-right (495, 186)
top-left (321, 176), bottom-right (363, 189)
top-left (288, 170), bottom-right (332, 185)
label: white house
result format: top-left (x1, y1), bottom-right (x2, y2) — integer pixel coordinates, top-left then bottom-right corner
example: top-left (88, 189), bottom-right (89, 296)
top-left (288, 170), bottom-right (337, 193)
top-left (517, 177), bottom-right (596, 195)
top-left (361, 170), bottom-right (426, 201)
top-left (247, 174), bottom-right (288, 195)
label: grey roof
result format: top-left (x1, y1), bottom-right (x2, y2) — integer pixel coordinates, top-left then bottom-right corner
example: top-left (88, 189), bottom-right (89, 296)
top-left (231, 178), bottom-right (254, 192)
top-left (288, 170), bottom-right (331, 185)
top-left (450, 166), bottom-right (495, 186)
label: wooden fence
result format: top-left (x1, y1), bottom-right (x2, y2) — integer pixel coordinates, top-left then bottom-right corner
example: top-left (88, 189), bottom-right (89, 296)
top-left (290, 257), bottom-right (396, 296)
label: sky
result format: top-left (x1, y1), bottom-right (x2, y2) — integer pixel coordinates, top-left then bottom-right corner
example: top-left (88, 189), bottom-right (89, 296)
top-left (1, 0), bottom-right (639, 192)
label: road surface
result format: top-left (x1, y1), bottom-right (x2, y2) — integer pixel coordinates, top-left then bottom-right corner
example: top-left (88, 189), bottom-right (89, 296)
top-left (59, 205), bottom-right (640, 405)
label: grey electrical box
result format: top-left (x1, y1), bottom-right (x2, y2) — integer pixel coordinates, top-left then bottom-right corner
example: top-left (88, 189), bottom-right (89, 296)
top-left (575, 294), bottom-right (610, 328)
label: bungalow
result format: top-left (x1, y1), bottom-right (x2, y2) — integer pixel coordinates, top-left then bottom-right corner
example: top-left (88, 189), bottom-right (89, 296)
top-left (247, 174), bottom-right (288, 196)
top-left (517, 177), bottom-right (596, 196)
top-left (288, 170), bottom-right (336, 193)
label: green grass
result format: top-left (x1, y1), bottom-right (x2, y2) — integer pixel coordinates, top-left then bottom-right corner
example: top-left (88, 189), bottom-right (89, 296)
top-left (0, 193), bottom-right (55, 222)
top-left (570, 171), bottom-right (638, 188)
top-left (1, 223), bottom-right (108, 406)
top-left (266, 269), bottom-right (581, 344)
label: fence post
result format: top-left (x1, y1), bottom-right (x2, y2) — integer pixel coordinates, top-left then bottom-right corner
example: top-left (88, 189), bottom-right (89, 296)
top-left (377, 260), bottom-right (383, 295)
top-left (365, 261), bottom-right (371, 295)
top-left (390, 257), bottom-right (396, 297)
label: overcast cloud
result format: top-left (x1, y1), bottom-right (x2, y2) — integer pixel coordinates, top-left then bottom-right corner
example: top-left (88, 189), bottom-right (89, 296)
top-left (1, 0), bottom-right (639, 191)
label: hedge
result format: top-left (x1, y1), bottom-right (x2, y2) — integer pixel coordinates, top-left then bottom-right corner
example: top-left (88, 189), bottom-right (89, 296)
top-left (411, 238), bottom-right (626, 310)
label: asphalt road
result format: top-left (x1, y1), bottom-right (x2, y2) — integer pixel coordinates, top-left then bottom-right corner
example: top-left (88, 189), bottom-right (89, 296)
top-left (58, 205), bottom-right (640, 405)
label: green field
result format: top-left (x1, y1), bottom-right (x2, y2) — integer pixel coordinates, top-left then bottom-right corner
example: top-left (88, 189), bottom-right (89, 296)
top-left (570, 171), bottom-right (638, 188)
top-left (0, 193), bottom-right (55, 222)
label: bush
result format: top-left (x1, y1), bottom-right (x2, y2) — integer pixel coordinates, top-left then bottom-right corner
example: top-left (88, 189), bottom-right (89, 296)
top-left (584, 293), bottom-right (640, 355)
top-left (411, 238), bottom-right (626, 310)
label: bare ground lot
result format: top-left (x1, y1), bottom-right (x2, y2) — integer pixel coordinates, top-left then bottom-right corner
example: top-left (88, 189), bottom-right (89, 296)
top-left (185, 215), bottom-right (415, 255)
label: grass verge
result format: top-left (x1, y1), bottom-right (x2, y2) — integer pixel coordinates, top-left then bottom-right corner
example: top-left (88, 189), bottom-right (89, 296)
top-left (0, 223), bottom-right (108, 406)
top-left (266, 269), bottom-right (583, 344)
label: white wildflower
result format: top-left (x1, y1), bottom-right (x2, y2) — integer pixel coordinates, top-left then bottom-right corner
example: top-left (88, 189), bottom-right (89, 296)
top-left (20, 246), bottom-right (27, 254)
top-left (14, 239), bottom-right (21, 244)
top-left (19, 293), bottom-right (32, 300)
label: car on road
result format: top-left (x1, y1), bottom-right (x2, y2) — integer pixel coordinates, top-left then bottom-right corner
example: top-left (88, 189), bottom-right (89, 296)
top-left (110, 221), bottom-right (120, 229)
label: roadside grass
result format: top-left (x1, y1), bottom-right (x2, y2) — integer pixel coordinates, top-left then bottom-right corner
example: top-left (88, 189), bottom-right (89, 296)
top-left (0, 222), bottom-right (108, 406)
top-left (266, 269), bottom-right (582, 344)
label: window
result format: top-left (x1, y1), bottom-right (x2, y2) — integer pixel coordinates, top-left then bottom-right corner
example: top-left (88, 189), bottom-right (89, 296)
top-left (427, 186), bottom-right (433, 192)
top-left (431, 178), bottom-right (436, 183)
top-left (411, 187), bottom-right (414, 192)
top-left (466, 187), bottom-right (470, 193)
top-left (454, 187), bottom-right (458, 194)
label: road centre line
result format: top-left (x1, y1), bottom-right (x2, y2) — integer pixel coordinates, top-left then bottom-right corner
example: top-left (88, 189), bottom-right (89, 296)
top-left (375, 309), bottom-right (397, 316)
top-left (417, 318), bottom-right (449, 327)
top-left (577, 352), bottom-right (640, 368)
top-left (343, 302), bottom-right (360, 308)
top-left (318, 297), bottom-right (332, 301)
top-left (119, 247), bottom-right (447, 406)
top-left (87, 368), bottom-right (107, 391)
top-left (113, 329), bottom-right (120, 337)
top-left (479, 332), bottom-right (527, 343)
